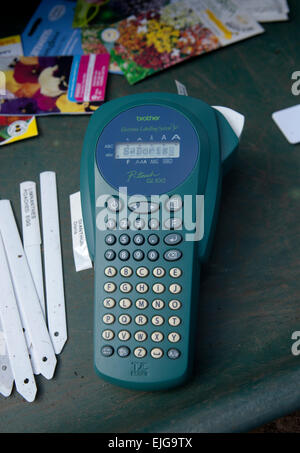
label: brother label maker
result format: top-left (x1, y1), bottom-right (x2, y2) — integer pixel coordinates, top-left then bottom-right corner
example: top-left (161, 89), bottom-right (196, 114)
top-left (80, 93), bottom-right (244, 390)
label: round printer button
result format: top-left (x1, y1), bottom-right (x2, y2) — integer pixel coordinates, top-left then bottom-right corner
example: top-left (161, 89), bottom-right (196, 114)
top-left (117, 346), bottom-right (130, 357)
top-left (101, 345), bottom-right (114, 357)
top-left (167, 348), bottom-right (181, 360)
top-left (107, 197), bottom-right (122, 212)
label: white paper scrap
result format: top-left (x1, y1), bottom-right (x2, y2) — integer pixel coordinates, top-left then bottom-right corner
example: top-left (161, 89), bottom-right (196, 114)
top-left (272, 104), bottom-right (300, 144)
top-left (175, 80), bottom-right (188, 96)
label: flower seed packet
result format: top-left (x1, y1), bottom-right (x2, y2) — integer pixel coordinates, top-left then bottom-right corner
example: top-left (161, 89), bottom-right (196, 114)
top-left (0, 56), bottom-right (107, 116)
top-left (22, 0), bottom-right (83, 57)
top-left (0, 37), bottom-right (38, 146)
top-left (81, 0), bottom-right (264, 85)
top-left (78, 0), bottom-right (173, 74)
top-left (0, 116), bottom-right (38, 146)
top-left (73, 0), bottom-right (170, 28)
top-left (81, 26), bottom-right (123, 74)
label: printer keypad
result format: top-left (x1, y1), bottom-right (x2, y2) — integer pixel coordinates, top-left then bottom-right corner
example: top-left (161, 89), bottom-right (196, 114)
top-left (102, 220), bottom-right (183, 359)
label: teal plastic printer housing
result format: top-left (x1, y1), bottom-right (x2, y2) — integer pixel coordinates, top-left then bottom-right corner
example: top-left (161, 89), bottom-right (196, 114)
top-left (80, 93), bottom-right (244, 390)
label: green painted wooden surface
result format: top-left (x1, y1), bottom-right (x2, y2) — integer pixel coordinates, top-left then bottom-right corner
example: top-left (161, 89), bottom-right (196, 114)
top-left (0, 0), bottom-right (300, 433)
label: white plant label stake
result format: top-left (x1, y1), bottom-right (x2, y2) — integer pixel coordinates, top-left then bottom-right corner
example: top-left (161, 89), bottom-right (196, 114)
top-left (0, 232), bottom-right (37, 402)
top-left (20, 181), bottom-right (46, 316)
top-left (40, 172), bottom-right (67, 354)
top-left (0, 200), bottom-right (57, 379)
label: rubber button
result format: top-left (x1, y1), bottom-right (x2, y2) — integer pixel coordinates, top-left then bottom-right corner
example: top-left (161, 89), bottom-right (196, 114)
top-left (165, 196), bottom-right (182, 212)
top-left (117, 346), bottom-right (130, 357)
top-left (104, 249), bottom-right (116, 261)
top-left (164, 249), bottom-right (182, 261)
top-left (101, 345), bottom-right (114, 357)
top-left (167, 348), bottom-right (181, 359)
top-left (133, 234), bottom-right (145, 245)
top-left (105, 234), bottom-right (116, 245)
top-left (148, 250), bottom-right (159, 261)
top-left (119, 250), bottom-right (130, 261)
top-left (148, 234), bottom-right (159, 245)
top-left (107, 197), bottom-right (122, 212)
top-left (133, 250), bottom-right (144, 261)
top-left (119, 234), bottom-right (130, 245)
top-left (164, 233), bottom-right (182, 246)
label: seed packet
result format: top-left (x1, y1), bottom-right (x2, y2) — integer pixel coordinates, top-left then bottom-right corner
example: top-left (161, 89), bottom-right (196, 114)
top-left (0, 116), bottom-right (38, 146)
top-left (81, 0), bottom-right (264, 85)
top-left (0, 56), bottom-right (108, 116)
top-left (0, 36), bottom-right (23, 58)
top-left (194, 0), bottom-right (264, 46)
top-left (73, 0), bottom-right (170, 28)
top-left (68, 54), bottom-right (110, 102)
top-left (81, 26), bottom-right (123, 74)
top-left (78, 0), bottom-right (171, 74)
top-left (0, 37), bottom-right (38, 146)
top-left (22, 0), bottom-right (83, 57)
top-left (238, 0), bottom-right (289, 23)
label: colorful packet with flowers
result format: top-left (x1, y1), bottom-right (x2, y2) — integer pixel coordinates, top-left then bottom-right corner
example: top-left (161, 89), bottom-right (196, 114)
top-left (0, 37), bottom-right (39, 146)
top-left (0, 56), bottom-right (108, 116)
top-left (81, 0), bottom-right (264, 85)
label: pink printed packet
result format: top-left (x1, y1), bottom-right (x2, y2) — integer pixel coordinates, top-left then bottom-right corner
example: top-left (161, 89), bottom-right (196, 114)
top-left (68, 54), bottom-right (110, 103)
